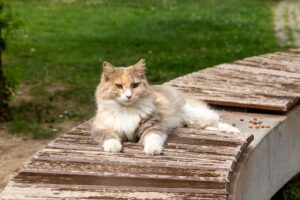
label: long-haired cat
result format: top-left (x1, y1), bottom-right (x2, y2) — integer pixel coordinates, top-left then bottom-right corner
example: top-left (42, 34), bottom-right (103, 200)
top-left (92, 59), bottom-right (239, 155)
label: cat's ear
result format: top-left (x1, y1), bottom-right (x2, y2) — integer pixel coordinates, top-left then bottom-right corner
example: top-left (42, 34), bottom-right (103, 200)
top-left (102, 61), bottom-right (116, 81)
top-left (133, 59), bottom-right (146, 78)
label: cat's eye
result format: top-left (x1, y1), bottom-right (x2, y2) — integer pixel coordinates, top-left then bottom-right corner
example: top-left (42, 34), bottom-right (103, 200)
top-left (131, 82), bottom-right (140, 88)
top-left (115, 84), bottom-right (123, 89)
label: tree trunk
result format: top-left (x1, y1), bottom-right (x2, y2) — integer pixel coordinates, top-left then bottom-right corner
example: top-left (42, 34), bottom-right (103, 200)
top-left (0, 26), bottom-right (12, 121)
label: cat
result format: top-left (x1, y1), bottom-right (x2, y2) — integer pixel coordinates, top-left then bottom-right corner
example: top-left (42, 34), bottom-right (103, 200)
top-left (91, 59), bottom-right (239, 155)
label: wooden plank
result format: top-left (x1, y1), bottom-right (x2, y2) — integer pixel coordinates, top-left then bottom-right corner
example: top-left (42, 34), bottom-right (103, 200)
top-left (49, 127), bottom-right (246, 158)
top-left (47, 142), bottom-right (240, 157)
top-left (168, 64), bottom-right (300, 111)
top-left (262, 53), bottom-right (300, 65)
top-left (234, 57), bottom-right (300, 73)
top-left (168, 85), bottom-right (293, 111)
top-left (216, 63), bottom-right (300, 82)
top-left (58, 132), bottom-right (246, 148)
top-left (0, 183), bottom-right (227, 200)
top-left (33, 148), bottom-right (234, 170)
top-left (25, 159), bottom-right (228, 179)
top-left (168, 76), bottom-right (299, 98)
top-left (13, 171), bottom-right (228, 190)
top-left (167, 50), bottom-right (300, 111)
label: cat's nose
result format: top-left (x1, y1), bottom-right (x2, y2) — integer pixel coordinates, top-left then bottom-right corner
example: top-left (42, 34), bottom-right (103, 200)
top-left (124, 90), bottom-right (132, 100)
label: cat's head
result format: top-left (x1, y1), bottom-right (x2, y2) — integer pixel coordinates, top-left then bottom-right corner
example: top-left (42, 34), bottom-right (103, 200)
top-left (98, 59), bottom-right (149, 106)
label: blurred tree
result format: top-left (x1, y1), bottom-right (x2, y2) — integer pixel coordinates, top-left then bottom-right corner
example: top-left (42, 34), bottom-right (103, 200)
top-left (0, 1), bottom-right (10, 121)
top-left (0, 1), bottom-right (20, 121)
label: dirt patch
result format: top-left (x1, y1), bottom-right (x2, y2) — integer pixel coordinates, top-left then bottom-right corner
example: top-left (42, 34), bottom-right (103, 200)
top-left (10, 83), bottom-right (68, 107)
top-left (45, 83), bottom-right (68, 94)
top-left (0, 125), bottom-right (50, 187)
top-left (0, 82), bottom-right (83, 190)
top-left (10, 84), bottom-right (33, 107)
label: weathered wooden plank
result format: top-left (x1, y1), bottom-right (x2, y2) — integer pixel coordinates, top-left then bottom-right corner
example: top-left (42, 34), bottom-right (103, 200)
top-left (0, 183), bottom-right (227, 200)
top-left (215, 64), bottom-right (300, 85)
top-left (25, 159), bottom-right (228, 179)
top-left (235, 57), bottom-right (300, 73)
top-left (262, 53), bottom-right (300, 64)
top-left (173, 65), bottom-right (300, 107)
top-left (60, 124), bottom-right (245, 142)
top-left (172, 65), bottom-right (300, 87)
top-left (31, 155), bottom-right (232, 178)
top-left (49, 127), bottom-right (246, 158)
top-left (169, 81), bottom-right (296, 107)
top-left (169, 77), bottom-right (299, 99)
top-left (169, 66), bottom-right (299, 94)
top-left (175, 127), bottom-right (246, 139)
top-left (13, 172), bottom-right (227, 190)
top-left (19, 169), bottom-right (228, 186)
top-left (288, 48), bottom-right (300, 54)
top-left (167, 53), bottom-right (300, 111)
top-left (33, 148), bottom-right (234, 170)
top-left (63, 128), bottom-right (248, 143)
top-left (48, 140), bottom-right (240, 157)
top-left (272, 52), bottom-right (300, 61)
top-left (58, 133), bottom-right (246, 148)
top-left (170, 86), bottom-right (292, 111)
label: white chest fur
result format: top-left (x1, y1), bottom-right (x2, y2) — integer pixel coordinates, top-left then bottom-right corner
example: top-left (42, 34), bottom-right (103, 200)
top-left (96, 99), bottom-right (155, 141)
top-left (109, 109), bottom-right (141, 140)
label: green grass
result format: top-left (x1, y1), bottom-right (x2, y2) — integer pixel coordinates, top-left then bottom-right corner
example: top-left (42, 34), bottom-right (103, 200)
top-left (272, 174), bottom-right (300, 200)
top-left (3, 0), bottom-right (286, 138)
top-left (283, 185), bottom-right (300, 200)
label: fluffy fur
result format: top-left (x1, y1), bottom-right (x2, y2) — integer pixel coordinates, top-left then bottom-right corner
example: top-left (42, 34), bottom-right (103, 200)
top-left (92, 59), bottom-right (239, 155)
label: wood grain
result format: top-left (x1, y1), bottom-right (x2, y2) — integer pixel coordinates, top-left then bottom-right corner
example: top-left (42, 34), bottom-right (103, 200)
top-left (0, 120), bottom-right (253, 200)
top-left (167, 50), bottom-right (300, 111)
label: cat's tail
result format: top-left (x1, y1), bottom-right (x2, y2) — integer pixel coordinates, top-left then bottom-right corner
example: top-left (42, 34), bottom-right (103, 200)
top-left (205, 122), bottom-right (240, 133)
top-left (181, 98), bottom-right (240, 133)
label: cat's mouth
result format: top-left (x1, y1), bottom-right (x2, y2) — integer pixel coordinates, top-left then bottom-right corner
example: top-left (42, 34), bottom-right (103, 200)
top-left (116, 95), bottom-right (140, 106)
top-left (117, 98), bottom-right (136, 106)
top-left (120, 101), bottom-right (135, 106)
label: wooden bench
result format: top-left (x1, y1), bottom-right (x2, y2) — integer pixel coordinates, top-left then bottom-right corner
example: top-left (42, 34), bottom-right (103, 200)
top-left (1, 49), bottom-right (300, 200)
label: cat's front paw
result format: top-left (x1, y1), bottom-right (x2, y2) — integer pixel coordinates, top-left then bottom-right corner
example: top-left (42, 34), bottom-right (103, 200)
top-left (103, 139), bottom-right (122, 153)
top-left (144, 143), bottom-right (163, 155)
top-left (143, 133), bottom-right (166, 155)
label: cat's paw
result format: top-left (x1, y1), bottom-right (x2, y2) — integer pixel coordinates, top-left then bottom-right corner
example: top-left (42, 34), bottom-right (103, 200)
top-left (144, 143), bottom-right (163, 155)
top-left (103, 139), bottom-right (122, 153)
top-left (143, 133), bottom-right (166, 155)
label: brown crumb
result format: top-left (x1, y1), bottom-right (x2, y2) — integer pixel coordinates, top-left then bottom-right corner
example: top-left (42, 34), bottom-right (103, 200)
top-left (266, 125), bottom-right (270, 128)
top-left (261, 125), bottom-right (265, 128)
top-left (255, 126), bottom-right (260, 129)
top-left (240, 118), bottom-right (244, 121)
top-left (232, 124), bottom-right (236, 126)
top-left (248, 126), bottom-right (253, 129)
top-left (249, 120), bottom-right (253, 123)
top-left (253, 118), bottom-right (258, 121)
top-left (258, 121), bottom-right (262, 124)
top-left (253, 122), bottom-right (258, 125)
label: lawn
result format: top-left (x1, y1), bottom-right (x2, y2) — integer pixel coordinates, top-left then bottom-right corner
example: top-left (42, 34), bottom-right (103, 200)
top-left (3, 0), bottom-right (286, 138)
